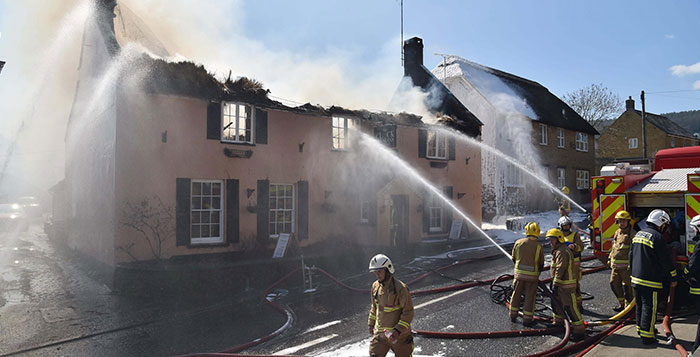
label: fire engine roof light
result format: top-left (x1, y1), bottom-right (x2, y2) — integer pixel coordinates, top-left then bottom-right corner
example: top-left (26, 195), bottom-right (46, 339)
top-left (690, 175), bottom-right (700, 182)
top-left (611, 178), bottom-right (623, 183)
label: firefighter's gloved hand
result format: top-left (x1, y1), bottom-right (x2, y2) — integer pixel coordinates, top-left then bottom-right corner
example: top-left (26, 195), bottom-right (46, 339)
top-left (388, 329), bottom-right (399, 343)
top-left (671, 281), bottom-right (678, 288)
top-left (369, 326), bottom-right (374, 335)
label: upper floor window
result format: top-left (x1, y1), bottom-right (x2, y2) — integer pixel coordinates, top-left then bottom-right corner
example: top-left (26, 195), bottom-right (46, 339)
top-left (427, 131), bottom-right (447, 159)
top-left (332, 116), bottom-right (356, 150)
top-left (557, 128), bottom-right (565, 148)
top-left (629, 138), bottom-right (638, 149)
top-left (539, 124), bottom-right (548, 145)
top-left (576, 170), bottom-right (590, 189)
top-left (575, 132), bottom-right (589, 152)
top-left (222, 102), bottom-right (253, 144)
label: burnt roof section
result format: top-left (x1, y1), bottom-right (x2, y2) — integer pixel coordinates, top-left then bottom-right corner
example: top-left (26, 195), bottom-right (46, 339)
top-left (402, 37), bottom-right (482, 138)
top-left (635, 110), bottom-right (695, 139)
top-left (437, 57), bottom-right (598, 135)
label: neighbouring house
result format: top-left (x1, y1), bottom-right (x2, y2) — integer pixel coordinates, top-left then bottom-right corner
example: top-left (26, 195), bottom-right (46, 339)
top-left (52, 2), bottom-right (483, 283)
top-left (420, 48), bottom-right (597, 219)
top-left (597, 97), bottom-right (699, 172)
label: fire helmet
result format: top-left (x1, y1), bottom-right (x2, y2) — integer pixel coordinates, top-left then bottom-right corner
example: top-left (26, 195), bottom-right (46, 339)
top-left (561, 186), bottom-right (570, 195)
top-left (525, 222), bottom-right (540, 237)
top-left (369, 254), bottom-right (395, 274)
top-left (690, 215), bottom-right (700, 230)
top-left (558, 216), bottom-right (573, 229)
top-left (646, 209), bottom-right (670, 227)
top-left (546, 228), bottom-right (566, 243)
top-left (615, 210), bottom-right (631, 220)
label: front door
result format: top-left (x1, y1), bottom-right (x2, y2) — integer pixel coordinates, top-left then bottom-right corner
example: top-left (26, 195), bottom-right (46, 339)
top-left (390, 195), bottom-right (409, 249)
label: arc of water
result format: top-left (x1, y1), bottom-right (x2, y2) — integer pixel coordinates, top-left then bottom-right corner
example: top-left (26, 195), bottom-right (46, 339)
top-left (358, 132), bottom-right (513, 261)
top-left (435, 127), bottom-right (588, 213)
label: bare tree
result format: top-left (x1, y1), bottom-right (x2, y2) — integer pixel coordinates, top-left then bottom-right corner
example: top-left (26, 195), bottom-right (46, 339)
top-left (119, 196), bottom-right (174, 261)
top-left (562, 83), bottom-right (623, 129)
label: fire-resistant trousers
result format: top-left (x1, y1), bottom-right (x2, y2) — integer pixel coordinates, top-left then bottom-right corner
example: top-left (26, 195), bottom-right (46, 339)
top-left (509, 279), bottom-right (538, 323)
top-left (574, 260), bottom-right (583, 306)
top-left (610, 268), bottom-right (632, 304)
top-left (551, 286), bottom-right (585, 335)
top-left (692, 294), bottom-right (700, 353)
top-left (369, 332), bottom-right (413, 357)
top-left (634, 285), bottom-right (659, 340)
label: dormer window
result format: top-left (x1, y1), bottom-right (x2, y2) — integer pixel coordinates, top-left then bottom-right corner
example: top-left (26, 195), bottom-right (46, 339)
top-left (222, 102), bottom-right (253, 144)
top-left (426, 131), bottom-right (447, 159)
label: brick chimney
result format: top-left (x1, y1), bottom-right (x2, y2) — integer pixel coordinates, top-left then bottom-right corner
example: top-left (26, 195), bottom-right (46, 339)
top-left (403, 37), bottom-right (423, 75)
top-left (625, 96), bottom-right (635, 111)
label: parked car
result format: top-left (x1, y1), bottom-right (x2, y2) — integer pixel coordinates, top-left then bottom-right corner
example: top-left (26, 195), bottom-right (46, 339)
top-left (0, 203), bottom-right (28, 232)
top-left (17, 196), bottom-right (42, 217)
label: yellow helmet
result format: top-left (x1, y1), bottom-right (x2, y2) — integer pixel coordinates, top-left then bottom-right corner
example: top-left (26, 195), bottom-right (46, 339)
top-left (525, 222), bottom-right (540, 237)
top-left (546, 228), bottom-right (565, 243)
top-left (615, 210), bottom-right (631, 220)
top-left (561, 186), bottom-right (570, 195)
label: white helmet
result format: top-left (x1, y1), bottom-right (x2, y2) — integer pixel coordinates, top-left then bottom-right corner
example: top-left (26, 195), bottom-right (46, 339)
top-left (558, 216), bottom-right (573, 229)
top-left (690, 215), bottom-right (700, 230)
top-left (369, 254), bottom-right (395, 274)
top-left (646, 209), bottom-right (670, 227)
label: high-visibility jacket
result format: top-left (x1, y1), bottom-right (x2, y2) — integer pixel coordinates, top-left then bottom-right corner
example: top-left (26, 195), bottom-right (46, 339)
top-left (609, 226), bottom-right (635, 269)
top-left (551, 244), bottom-right (576, 289)
top-left (368, 276), bottom-right (414, 337)
top-left (563, 231), bottom-right (584, 262)
top-left (511, 236), bottom-right (545, 281)
top-left (685, 235), bottom-right (700, 295)
top-left (630, 227), bottom-right (677, 290)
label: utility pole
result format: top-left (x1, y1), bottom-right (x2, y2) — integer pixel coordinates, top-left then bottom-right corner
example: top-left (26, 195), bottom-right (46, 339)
top-left (641, 90), bottom-right (647, 159)
top-left (400, 0), bottom-right (404, 66)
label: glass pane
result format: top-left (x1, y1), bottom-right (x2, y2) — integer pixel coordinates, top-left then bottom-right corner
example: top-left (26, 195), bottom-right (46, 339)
top-left (211, 212), bottom-right (220, 224)
top-left (283, 211), bottom-right (292, 223)
top-left (211, 224), bottom-right (220, 237)
top-left (201, 212), bottom-right (210, 223)
top-left (192, 182), bottom-right (202, 196)
top-left (270, 185), bottom-right (278, 197)
top-left (270, 223), bottom-right (277, 235)
top-left (284, 198), bottom-right (291, 210)
top-left (212, 197), bottom-right (220, 209)
top-left (285, 185), bottom-right (292, 197)
top-left (202, 197), bottom-right (211, 209)
top-left (212, 183), bottom-right (221, 195)
top-left (201, 225), bottom-right (210, 238)
top-left (192, 211), bottom-right (201, 224)
top-left (283, 223), bottom-right (291, 233)
top-left (203, 183), bottom-right (212, 195)
top-left (192, 197), bottom-right (202, 210)
top-left (192, 225), bottom-right (201, 238)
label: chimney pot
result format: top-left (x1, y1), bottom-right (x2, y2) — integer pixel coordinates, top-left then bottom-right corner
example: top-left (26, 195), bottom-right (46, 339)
top-left (626, 96), bottom-right (635, 111)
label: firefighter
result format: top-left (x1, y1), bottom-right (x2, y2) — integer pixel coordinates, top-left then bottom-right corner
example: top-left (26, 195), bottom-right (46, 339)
top-left (559, 215), bottom-right (584, 310)
top-left (608, 210), bottom-right (636, 312)
top-left (557, 186), bottom-right (571, 217)
top-left (630, 209), bottom-right (677, 345)
top-left (684, 215), bottom-right (700, 354)
top-left (547, 228), bottom-right (586, 340)
top-left (367, 254), bottom-right (414, 357)
top-left (509, 222), bottom-right (545, 326)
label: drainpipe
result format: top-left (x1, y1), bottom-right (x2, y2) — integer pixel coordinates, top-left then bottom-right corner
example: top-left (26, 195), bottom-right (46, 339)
top-left (641, 90), bottom-right (647, 160)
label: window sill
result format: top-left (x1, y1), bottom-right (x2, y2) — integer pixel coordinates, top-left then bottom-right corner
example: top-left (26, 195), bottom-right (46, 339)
top-left (429, 161), bottom-right (448, 169)
top-left (188, 241), bottom-right (229, 248)
top-left (221, 140), bottom-right (256, 147)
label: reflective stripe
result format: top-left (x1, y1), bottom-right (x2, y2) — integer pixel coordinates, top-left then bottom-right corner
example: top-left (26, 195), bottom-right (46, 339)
top-left (397, 320), bottom-right (410, 329)
top-left (686, 267), bottom-right (690, 275)
top-left (610, 259), bottom-right (629, 265)
top-left (369, 314), bottom-right (377, 320)
top-left (517, 264), bottom-right (536, 272)
top-left (553, 278), bottom-right (577, 285)
top-left (670, 270), bottom-right (677, 277)
top-left (619, 244), bottom-right (630, 249)
top-left (631, 276), bottom-right (663, 289)
top-left (383, 306), bottom-right (401, 312)
top-left (632, 237), bottom-right (654, 248)
top-left (574, 257), bottom-right (581, 262)
top-left (691, 287), bottom-right (700, 295)
top-left (515, 269), bottom-right (540, 277)
top-left (522, 310), bottom-right (534, 316)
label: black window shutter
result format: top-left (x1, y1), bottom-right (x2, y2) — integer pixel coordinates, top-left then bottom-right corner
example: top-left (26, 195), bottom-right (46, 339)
top-left (369, 198), bottom-right (377, 226)
top-left (255, 108), bottom-right (268, 144)
top-left (422, 189), bottom-right (430, 233)
top-left (443, 186), bottom-right (453, 233)
top-left (418, 129), bottom-right (427, 158)
top-left (226, 179), bottom-right (239, 243)
top-left (257, 179), bottom-right (270, 241)
top-left (207, 102), bottom-right (221, 140)
top-left (176, 178), bottom-right (191, 246)
top-left (297, 180), bottom-right (309, 240)
top-left (448, 136), bottom-right (456, 160)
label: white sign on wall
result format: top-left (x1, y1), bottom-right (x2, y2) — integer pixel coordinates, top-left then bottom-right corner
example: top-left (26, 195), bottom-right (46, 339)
top-left (272, 233), bottom-right (291, 258)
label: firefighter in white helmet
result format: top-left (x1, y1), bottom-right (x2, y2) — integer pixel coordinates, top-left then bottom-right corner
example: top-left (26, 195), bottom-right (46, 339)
top-left (683, 215), bottom-right (700, 354)
top-left (608, 210), bottom-right (636, 312)
top-left (630, 209), bottom-right (677, 345)
top-left (509, 222), bottom-right (545, 326)
top-left (559, 215), bottom-right (585, 310)
top-left (368, 254), bottom-right (414, 357)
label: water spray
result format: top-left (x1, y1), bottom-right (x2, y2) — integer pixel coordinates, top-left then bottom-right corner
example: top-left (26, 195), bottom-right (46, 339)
top-left (358, 132), bottom-right (513, 261)
top-left (435, 126), bottom-right (588, 214)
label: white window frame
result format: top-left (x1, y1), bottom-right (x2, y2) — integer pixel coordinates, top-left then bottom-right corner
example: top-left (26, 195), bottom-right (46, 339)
top-left (222, 102), bottom-right (254, 144)
top-left (557, 128), bottom-right (565, 148)
top-left (576, 170), bottom-right (590, 189)
top-left (428, 194), bottom-right (443, 232)
top-left (629, 138), bottom-right (638, 149)
top-left (575, 132), bottom-right (589, 152)
top-left (539, 124), bottom-right (548, 145)
top-left (426, 131), bottom-right (448, 159)
top-left (505, 163), bottom-right (524, 188)
top-left (332, 116), bottom-right (355, 150)
top-left (269, 183), bottom-right (295, 239)
top-left (557, 168), bottom-right (566, 188)
top-left (360, 200), bottom-right (370, 223)
top-left (190, 179), bottom-right (224, 244)
top-left (671, 137), bottom-right (676, 147)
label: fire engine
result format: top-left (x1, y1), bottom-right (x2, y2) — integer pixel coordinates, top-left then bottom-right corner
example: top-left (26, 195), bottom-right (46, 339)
top-left (590, 146), bottom-right (700, 262)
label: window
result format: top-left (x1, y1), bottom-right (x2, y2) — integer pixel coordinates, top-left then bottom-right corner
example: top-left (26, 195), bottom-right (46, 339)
top-left (360, 200), bottom-right (370, 223)
top-left (576, 170), bottom-right (590, 189)
top-left (332, 116), bottom-right (356, 150)
top-left (222, 102), bottom-right (253, 144)
top-left (428, 194), bottom-right (443, 232)
top-left (269, 183), bottom-right (295, 238)
top-left (575, 132), bottom-right (588, 152)
top-left (427, 131), bottom-right (447, 159)
top-left (671, 137), bottom-right (676, 147)
top-left (191, 180), bottom-right (223, 244)
top-left (629, 138), bottom-right (638, 149)
top-left (543, 166), bottom-right (550, 182)
top-left (557, 128), bottom-right (565, 148)
top-left (505, 163), bottom-right (524, 187)
top-left (557, 168), bottom-right (566, 188)
top-left (539, 124), bottom-right (548, 145)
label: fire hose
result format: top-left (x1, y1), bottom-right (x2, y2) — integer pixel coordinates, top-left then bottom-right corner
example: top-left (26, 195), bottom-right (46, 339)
top-left (662, 284), bottom-right (690, 356)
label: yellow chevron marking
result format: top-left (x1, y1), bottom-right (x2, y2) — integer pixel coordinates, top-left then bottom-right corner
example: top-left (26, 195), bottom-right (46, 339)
top-left (605, 180), bottom-right (622, 194)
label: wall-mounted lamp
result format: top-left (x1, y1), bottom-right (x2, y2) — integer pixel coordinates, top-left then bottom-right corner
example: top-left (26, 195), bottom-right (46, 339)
top-left (457, 192), bottom-right (466, 199)
top-left (161, 130), bottom-right (167, 143)
top-left (465, 157), bottom-right (470, 166)
top-left (299, 142), bottom-right (305, 152)
top-left (246, 188), bottom-right (255, 198)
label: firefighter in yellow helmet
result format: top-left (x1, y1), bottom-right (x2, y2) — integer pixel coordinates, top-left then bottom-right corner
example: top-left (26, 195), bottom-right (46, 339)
top-left (557, 186), bottom-right (571, 217)
top-left (368, 254), bottom-right (414, 357)
top-left (509, 222), bottom-right (545, 326)
top-left (559, 215), bottom-right (585, 310)
top-left (547, 228), bottom-right (586, 340)
top-left (608, 210), bottom-right (636, 312)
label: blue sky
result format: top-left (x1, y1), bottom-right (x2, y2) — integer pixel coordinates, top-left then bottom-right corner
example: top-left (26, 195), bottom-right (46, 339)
top-left (239, 0), bottom-right (700, 114)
